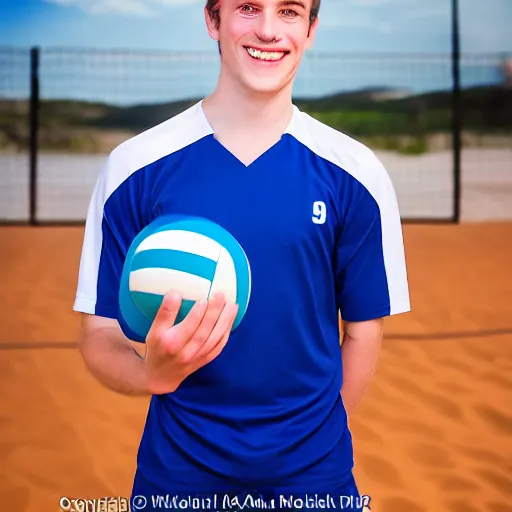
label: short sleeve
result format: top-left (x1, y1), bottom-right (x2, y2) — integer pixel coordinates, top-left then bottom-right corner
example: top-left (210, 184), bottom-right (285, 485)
top-left (335, 159), bottom-right (410, 322)
top-left (73, 146), bottom-right (147, 330)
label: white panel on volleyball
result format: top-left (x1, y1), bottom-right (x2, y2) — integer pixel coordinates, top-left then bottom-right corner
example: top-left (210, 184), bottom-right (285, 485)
top-left (135, 230), bottom-right (220, 261)
top-left (129, 269), bottom-right (211, 301)
top-left (208, 246), bottom-right (237, 303)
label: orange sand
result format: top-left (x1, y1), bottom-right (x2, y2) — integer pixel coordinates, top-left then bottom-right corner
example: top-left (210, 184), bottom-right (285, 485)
top-left (1, 223), bottom-right (511, 512)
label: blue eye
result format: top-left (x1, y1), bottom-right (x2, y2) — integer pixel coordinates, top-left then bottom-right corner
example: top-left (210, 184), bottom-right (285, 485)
top-left (240, 4), bottom-right (257, 13)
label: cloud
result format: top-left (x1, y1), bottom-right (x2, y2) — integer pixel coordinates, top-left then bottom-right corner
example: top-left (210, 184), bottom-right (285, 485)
top-left (407, 6), bottom-right (449, 20)
top-left (320, 15), bottom-right (393, 33)
top-left (349, 0), bottom-right (394, 5)
top-left (349, 0), bottom-right (447, 13)
top-left (45, 0), bottom-right (201, 16)
top-left (320, 0), bottom-right (450, 30)
top-left (318, 0), bottom-right (395, 32)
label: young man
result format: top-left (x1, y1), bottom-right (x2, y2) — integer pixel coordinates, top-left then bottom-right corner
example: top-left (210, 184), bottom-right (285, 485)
top-left (73, 0), bottom-right (410, 510)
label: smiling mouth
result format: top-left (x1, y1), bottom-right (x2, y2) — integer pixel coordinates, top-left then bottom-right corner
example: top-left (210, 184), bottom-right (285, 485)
top-left (244, 46), bottom-right (289, 62)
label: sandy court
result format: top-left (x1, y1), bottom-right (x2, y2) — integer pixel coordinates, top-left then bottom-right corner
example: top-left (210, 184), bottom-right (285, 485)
top-left (1, 223), bottom-right (512, 512)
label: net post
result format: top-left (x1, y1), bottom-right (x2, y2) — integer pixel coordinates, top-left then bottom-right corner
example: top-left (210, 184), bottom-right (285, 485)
top-left (29, 46), bottom-right (40, 226)
top-left (451, 0), bottom-right (462, 223)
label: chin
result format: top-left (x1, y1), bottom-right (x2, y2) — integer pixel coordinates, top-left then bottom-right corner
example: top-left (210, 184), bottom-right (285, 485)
top-left (242, 77), bottom-right (290, 95)
top-left (239, 68), bottom-right (297, 95)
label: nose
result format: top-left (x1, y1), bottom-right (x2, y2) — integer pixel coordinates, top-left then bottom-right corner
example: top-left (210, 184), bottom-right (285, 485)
top-left (254, 9), bottom-right (281, 43)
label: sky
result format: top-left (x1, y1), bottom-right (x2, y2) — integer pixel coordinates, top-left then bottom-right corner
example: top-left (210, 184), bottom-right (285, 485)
top-left (1, 0), bottom-right (511, 54)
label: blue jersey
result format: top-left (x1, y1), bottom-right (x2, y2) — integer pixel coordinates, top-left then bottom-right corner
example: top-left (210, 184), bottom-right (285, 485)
top-left (74, 101), bottom-right (410, 496)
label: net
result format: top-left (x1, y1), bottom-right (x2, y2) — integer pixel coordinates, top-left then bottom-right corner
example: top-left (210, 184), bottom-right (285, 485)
top-left (0, 47), bottom-right (31, 222)
top-left (1, 47), bottom-right (510, 223)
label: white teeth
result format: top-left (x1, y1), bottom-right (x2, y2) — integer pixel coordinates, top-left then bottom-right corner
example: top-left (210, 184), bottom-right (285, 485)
top-left (246, 47), bottom-right (285, 61)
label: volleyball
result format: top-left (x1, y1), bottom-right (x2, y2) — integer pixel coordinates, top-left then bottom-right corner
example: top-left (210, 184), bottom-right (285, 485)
top-left (118, 215), bottom-right (251, 340)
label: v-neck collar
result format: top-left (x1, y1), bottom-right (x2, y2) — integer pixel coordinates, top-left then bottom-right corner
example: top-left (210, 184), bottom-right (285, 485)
top-left (196, 99), bottom-right (299, 169)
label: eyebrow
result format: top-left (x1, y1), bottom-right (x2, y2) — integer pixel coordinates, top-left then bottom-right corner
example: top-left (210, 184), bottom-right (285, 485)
top-left (278, 0), bottom-right (307, 9)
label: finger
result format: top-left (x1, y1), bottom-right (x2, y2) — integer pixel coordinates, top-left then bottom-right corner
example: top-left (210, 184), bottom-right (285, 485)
top-left (146, 291), bottom-right (182, 342)
top-left (161, 297), bottom-right (209, 353)
top-left (196, 302), bottom-right (238, 362)
top-left (177, 293), bottom-right (227, 361)
top-left (198, 305), bottom-right (238, 366)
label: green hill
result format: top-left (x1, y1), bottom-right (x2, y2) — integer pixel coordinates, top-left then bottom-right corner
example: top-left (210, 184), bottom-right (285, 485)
top-left (1, 85), bottom-right (510, 154)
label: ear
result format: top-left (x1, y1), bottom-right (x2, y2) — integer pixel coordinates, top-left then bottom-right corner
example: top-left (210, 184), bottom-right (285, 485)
top-left (304, 16), bottom-right (319, 50)
top-left (204, 5), bottom-right (221, 41)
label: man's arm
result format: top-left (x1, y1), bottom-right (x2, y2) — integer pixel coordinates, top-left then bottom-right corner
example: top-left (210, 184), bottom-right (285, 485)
top-left (78, 313), bottom-right (151, 397)
top-left (340, 317), bottom-right (384, 416)
top-left (77, 292), bottom-right (238, 398)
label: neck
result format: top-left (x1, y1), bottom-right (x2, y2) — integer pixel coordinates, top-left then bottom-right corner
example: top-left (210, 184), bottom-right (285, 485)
top-left (202, 69), bottom-right (295, 135)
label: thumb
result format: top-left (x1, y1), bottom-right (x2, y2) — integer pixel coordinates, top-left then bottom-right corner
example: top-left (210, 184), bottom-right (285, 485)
top-left (146, 291), bottom-right (182, 342)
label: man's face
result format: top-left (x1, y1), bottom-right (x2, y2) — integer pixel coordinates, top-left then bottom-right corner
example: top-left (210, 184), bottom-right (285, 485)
top-left (205, 0), bottom-right (318, 95)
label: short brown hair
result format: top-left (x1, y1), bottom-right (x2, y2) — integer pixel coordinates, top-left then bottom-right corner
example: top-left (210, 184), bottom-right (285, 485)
top-left (206, 0), bottom-right (321, 28)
